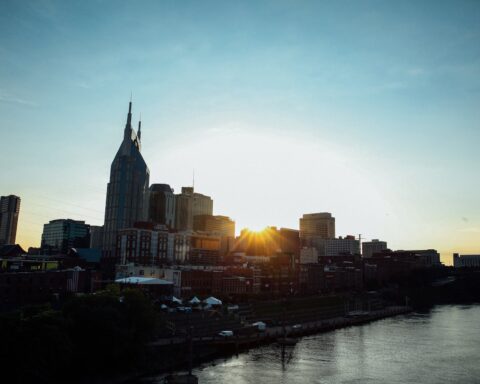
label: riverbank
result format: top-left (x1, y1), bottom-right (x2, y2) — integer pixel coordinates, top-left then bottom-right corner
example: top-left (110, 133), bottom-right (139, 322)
top-left (190, 305), bottom-right (480, 384)
top-left (131, 305), bottom-right (411, 383)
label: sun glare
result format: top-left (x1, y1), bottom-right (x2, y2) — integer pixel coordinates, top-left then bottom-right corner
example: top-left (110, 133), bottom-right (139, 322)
top-left (244, 226), bottom-right (268, 234)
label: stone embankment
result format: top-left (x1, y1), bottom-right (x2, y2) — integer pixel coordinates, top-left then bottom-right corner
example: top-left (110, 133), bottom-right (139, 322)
top-left (150, 305), bottom-right (411, 349)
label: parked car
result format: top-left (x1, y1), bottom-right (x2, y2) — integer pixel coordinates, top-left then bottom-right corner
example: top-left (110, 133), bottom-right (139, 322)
top-left (252, 321), bottom-right (267, 331)
top-left (218, 330), bottom-right (234, 337)
top-left (292, 324), bottom-right (302, 330)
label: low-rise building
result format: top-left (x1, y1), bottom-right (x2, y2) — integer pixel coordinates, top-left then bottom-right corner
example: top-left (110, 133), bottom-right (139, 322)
top-left (300, 258), bottom-right (363, 294)
top-left (115, 263), bottom-right (261, 298)
top-left (41, 219), bottom-right (90, 254)
top-left (115, 276), bottom-right (173, 297)
top-left (363, 249), bottom-right (441, 286)
top-left (305, 235), bottom-right (360, 257)
top-left (453, 253), bottom-right (480, 268)
top-left (300, 247), bottom-right (318, 264)
top-left (116, 225), bottom-right (221, 266)
top-left (0, 267), bottom-right (97, 308)
top-left (0, 244), bottom-right (25, 258)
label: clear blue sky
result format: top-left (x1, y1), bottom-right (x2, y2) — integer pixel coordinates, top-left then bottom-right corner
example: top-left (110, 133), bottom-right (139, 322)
top-left (1, 0), bottom-right (479, 263)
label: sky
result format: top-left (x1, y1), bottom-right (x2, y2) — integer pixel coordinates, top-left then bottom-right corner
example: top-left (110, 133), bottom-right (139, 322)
top-left (1, 0), bottom-right (479, 264)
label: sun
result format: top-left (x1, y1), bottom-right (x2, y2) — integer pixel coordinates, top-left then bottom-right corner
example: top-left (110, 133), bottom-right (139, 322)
top-left (243, 226), bottom-right (268, 234)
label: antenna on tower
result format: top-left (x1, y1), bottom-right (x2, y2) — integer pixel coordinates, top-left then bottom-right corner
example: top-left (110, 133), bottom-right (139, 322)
top-left (192, 169), bottom-right (195, 189)
top-left (137, 114), bottom-right (142, 140)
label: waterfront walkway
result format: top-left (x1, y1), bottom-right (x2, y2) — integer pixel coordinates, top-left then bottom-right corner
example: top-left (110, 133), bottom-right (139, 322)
top-left (149, 306), bottom-right (411, 348)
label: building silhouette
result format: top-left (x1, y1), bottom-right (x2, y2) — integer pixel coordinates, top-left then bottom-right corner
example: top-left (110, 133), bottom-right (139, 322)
top-left (299, 212), bottom-right (335, 246)
top-left (116, 225), bottom-right (221, 265)
top-left (193, 190), bottom-right (213, 217)
top-left (147, 183), bottom-right (175, 228)
top-left (102, 102), bottom-right (150, 257)
top-left (174, 187), bottom-right (213, 231)
top-left (233, 226), bottom-right (299, 259)
top-left (0, 195), bottom-right (21, 245)
top-left (193, 214), bottom-right (235, 237)
top-left (310, 235), bottom-right (360, 257)
top-left (362, 239), bottom-right (387, 258)
top-left (193, 214), bottom-right (235, 256)
top-left (453, 253), bottom-right (480, 268)
top-left (41, 219), bottom-right (90, 254)
top-left (89, 225), bottom-right (104, 249)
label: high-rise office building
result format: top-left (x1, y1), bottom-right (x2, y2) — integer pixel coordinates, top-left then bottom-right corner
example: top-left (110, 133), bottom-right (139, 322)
top-left (175, 187), bottom-right (194, 231)
top-left (41, 219), bottom-right (90, 254)
top-left (0, 195), bottom-right (21, 245)
top-left (89, 225), bottom-right (104, 249)
top-left (194, 215), bottom-right (235, 256)
top-left (147, 184), bottom-right (175, 229)
top-left (193, 215), bottom-right (235, 237)
top-left (362, 239), bottom-right (387, 258)
top-left (299, 212), bottom-right (335, 245)
top-left (278, 228), bottom-right (301, 258)
top-left (175, 187), bottom-right (213, 231)
top-left (193, 191), bottom-right (213, 218)
top-left (102, 102), bottom-right (150, 257)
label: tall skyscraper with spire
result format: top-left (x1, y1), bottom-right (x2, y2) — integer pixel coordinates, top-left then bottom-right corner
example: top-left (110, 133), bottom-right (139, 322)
top-left (102, 101), bottom-right (150, 257)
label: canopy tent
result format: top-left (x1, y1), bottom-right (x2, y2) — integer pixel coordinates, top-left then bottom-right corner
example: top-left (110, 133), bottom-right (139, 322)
top-left (189, 296), bottom-right (201, 305)
top-left (203, 296), bottom-right (222, 306)
top-left (171, 296), bottom-right (183, 304)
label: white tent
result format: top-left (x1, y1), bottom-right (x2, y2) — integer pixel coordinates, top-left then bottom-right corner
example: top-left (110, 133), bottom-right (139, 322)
top-left (171, 296), bottom-right (183, 304)
top-left (203, 296), bottom-right (222, 306)
top-left (189, 296), bottom-right (201, 305)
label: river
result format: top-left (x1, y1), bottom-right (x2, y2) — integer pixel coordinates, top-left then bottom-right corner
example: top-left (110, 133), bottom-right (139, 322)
top-left (152, 304), bottom-right (480, 384)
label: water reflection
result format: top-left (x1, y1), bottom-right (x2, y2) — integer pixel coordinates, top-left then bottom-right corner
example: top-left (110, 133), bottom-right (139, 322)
top-left (181, 305), bottom-right (480, 384)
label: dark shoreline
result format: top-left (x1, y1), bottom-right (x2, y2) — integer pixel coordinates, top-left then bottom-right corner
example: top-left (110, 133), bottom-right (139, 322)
top-left (123, 306), bottom-right (412, 384)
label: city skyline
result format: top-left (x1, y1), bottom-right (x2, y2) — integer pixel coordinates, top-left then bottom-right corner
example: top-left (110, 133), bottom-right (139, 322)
top-left (1, 1), bottom-right (480, 264)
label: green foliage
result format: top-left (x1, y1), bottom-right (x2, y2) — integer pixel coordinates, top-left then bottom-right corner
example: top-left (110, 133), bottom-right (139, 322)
top-left (0, 307), bottom-right (72, 384)
top-left (104, 283), bottom-right (121, 297)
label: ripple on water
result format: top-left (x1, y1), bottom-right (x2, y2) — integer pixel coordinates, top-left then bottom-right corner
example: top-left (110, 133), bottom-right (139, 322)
top-left (181, 305), bottom-right (480, 384)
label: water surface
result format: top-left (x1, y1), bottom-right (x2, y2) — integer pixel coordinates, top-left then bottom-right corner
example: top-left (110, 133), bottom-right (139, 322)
top-left (186, 305), bottom-right (480, 384)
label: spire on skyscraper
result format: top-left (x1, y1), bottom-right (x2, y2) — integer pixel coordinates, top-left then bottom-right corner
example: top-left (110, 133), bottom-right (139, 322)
top-left (138, 115), bottom-right (141, 141)
top-left (103, 101), bottom-right (150, 257)
top-left (126, 101), bottom-right (132, 126)
top-left (124, 100), bottom-right (133, 139)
